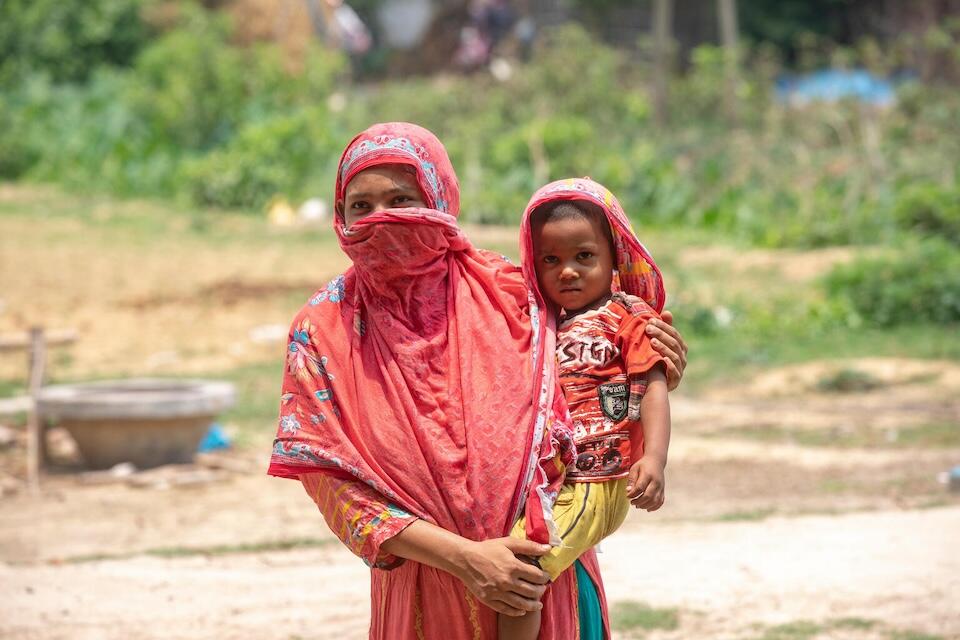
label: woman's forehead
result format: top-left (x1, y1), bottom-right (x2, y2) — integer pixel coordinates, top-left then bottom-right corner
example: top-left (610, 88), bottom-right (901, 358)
top-left (344, 164), bottom-right (419, 194)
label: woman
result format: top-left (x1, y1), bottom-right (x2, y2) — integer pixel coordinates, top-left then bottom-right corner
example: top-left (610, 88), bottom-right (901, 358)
top-left (268, 122), bottom-right (687, 639)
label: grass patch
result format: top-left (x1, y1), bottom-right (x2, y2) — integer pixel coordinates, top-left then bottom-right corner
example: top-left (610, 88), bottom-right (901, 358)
top-left (0, 377), bottom-right (26, 398)
top-left (753, 621), bottom-right (823, 640)
top-left (0, 183), bottom-right (343, 253)
top-left (709, 423), bottom-right (960, 449)
top-left (60, 537), bottom-right (336, 564)
top-left (817, 478), bottom-right (851, 494)
top-left (610, 600), bottom-right (679, 634)
top-left (748, 618), bottom-right (936, 640)
top-left (893, 423), bottom-right (960, 448)
top-left (815, 368), bottom-right (884, 393)
top-left (834, 618), bottom-right (879, 630)
top-left (210, 359), bottom-right (285, 445)
top-left (716, 508), bottom-right (777, 522)
top-left (888, 632), bottom-right (945, 640)
top-left (682, 323), bottom-right (960, 392)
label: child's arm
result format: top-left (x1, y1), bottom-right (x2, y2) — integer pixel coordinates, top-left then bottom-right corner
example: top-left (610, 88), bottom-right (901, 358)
top-left (626, 363), bottom-right (670, 512)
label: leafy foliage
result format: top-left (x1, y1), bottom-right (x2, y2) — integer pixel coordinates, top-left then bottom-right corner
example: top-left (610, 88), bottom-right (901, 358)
top-left (0, 0), bottom-right (147, 85)
top-left (824, 240), bottom-right (960, 326)
top-left (893, 182), bottom-right (960, 246)
top-left (182, 106), bottom-right (337, 210)
top-left (2, 7), bottom-right (959, 246)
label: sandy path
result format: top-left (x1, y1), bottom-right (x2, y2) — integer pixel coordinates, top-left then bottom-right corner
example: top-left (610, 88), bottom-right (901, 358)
top-left (600, 506), bottom-right (960, 638)
top-left (3, 506), bottom-right (957, 640)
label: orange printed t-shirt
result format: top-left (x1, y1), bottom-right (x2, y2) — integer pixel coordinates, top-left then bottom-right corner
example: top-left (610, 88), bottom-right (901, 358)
top-left (557, 294), bottom-right (663, 482)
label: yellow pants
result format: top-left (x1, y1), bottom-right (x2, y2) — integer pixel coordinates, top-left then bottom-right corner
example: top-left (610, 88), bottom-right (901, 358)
top-left (511, 478), bottom-right (630, 581)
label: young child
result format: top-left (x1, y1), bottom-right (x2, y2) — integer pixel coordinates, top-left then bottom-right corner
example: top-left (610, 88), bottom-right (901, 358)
top-left (501, 178), bottom-right (672, 640)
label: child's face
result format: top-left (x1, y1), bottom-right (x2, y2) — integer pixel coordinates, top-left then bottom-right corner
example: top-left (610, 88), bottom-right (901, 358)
top-left (532, 214), bottom-right (614, 315)
top-left (340, 164), bottom-right (427, 228)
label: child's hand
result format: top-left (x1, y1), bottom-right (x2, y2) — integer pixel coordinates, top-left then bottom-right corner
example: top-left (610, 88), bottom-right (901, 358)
top-left (626, 456), bottom-right (666, 512)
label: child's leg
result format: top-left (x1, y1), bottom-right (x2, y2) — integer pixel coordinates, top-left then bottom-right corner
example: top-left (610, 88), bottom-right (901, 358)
top-left (499, 484), bottom-right (581, 640)
top-left (499, 609), bottom-right (541, 640)
top-left (500, 480), bottom-right (629, 640)
top-left (535, 478), bottom-right (630, 581)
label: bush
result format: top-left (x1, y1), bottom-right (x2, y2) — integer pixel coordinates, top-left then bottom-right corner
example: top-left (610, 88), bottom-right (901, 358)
top-left (0, 0), bottom-right (147, 86)
top-left (2, 11), bottom-right (959, 232)
top-left (125, 7), bottom-right (343, 152)
top-left (824, 240), bottom-right (960, 326)
top-left (894, 182), bottom-right (960, 245)
top-left (2, 3), bottom-right (345, 204)
top-left (182, 107), bottom-right (339, 210)
top-left (0, 94), bottom-right (40, 178)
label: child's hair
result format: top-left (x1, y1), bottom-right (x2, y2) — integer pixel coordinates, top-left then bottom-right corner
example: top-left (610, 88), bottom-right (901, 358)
top-left (531, 200), bottom-right (615, 249)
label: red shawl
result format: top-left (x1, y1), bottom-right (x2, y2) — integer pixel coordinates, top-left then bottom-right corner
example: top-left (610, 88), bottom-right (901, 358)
top-left (268, 125), bottom-right (599, 640)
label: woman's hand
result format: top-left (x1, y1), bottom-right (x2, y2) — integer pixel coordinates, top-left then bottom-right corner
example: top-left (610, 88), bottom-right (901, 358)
top-left (452, 537), bottom-right (551, 616)
top-left (379, 520), bottom-right (549, 616)
top-left (647, 310), bottom-right (688, 390)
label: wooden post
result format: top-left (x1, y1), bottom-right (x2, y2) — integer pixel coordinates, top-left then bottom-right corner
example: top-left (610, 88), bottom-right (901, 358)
top-left (27, 327), bottom-right (47, 493)
top-left (718, 0), bottom-right (740, 124)
top-left (652, 0), bottom-right (674, 126)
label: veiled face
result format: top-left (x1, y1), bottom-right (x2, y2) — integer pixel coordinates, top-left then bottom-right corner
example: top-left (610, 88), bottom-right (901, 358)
top-left (340, 164), bottom-right (427, 228)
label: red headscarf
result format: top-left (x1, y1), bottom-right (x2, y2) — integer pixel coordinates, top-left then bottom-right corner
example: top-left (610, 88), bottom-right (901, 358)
top-left (268, 123), bottom-right (569, 545)
top-left (520, 177), bottom-right (665, 314)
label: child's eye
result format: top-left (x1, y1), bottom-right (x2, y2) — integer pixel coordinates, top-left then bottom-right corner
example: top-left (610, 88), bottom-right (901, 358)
top-left (543, 256), bottom-right (559, 264)
top-left (577, 252), bottom-right (594, 260)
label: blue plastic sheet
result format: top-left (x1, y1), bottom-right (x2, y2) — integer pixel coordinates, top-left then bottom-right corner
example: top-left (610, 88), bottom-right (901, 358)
top-left (776, 69), bottom-right (898, 106)
top-left (197, 422), bottom-right (232, 452)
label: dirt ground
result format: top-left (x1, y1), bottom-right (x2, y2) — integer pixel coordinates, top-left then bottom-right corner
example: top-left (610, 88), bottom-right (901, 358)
top-left (1, 185), bottom-right (959, 639)
top-left (2, 370), bottom-right (959, 639)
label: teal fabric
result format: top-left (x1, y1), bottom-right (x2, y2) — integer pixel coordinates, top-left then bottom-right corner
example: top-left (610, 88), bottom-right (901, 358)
top-left (575, 559), bottom-right (605, 640)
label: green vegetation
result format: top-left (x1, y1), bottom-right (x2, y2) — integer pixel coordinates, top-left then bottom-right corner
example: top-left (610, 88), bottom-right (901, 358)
top-left (888, 631), bottom-right (946, 640)
top-left (60, 537), bottom-right (336, 564)
top-left (815, 368), bottom-right (883, 393)
top-left (824, 239), bottom-right (960, 327)
top-left (753, 620), bottom-right (823, 640)
top-left (710, 423), bottom-right (960, 449)
top-left (610, 600), bottom-right (680, 634)
top-left (1, 4), bottom-right (959, 254)
top-left (834, 618), bottom-right (880, 630)
top-left (749, 618), bottom-right (883, 640)
top-left (214, 360), bottom-right (286, 446)
top-left (681, 314), bottom-right (960, 390)
top-left (1, 4), bottom-right (957, 411)
top-left (716, 508), bottom-right (778, 522)
top-left (743, 618), bottom-right (947, 640)
top-left (0, 0), bottom-right (147, 85)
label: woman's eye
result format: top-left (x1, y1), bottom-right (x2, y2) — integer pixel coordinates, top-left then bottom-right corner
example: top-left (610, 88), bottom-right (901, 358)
top-left (394, 196), bottom-right (412, 205)
top-left (351, 201), bottom-right (369, 210)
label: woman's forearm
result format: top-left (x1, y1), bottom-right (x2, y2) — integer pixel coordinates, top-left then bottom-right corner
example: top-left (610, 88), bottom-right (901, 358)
top-left (379, 519), bottom-right (470, 577)
top-left (381, 519), bottom-right (552, 616)
top-left (299, 472), bottom-right (416, 568)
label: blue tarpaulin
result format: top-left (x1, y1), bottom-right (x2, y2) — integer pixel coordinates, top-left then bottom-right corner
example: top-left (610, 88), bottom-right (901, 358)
top-left (776, 69), bottom-right (898, 106)
top-left (197, 422), bottom-right (231, 452)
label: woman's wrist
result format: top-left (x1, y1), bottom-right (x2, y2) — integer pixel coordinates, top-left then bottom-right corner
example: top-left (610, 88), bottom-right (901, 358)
top-left (435, 530), bottom-right (477, 582)
top-left (380, 518), bottom-right (474, 579)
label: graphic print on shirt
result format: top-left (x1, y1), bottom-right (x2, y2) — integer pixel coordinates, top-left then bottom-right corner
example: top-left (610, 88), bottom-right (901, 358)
top-left (557, 302), bottom-right (633, 480)
top-left (598, 382), bottom-right (629, 421)
top-left (557, 332), bottom-right (620, 371)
